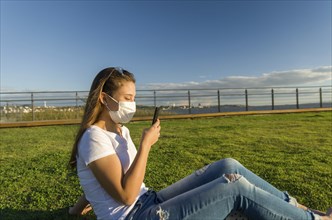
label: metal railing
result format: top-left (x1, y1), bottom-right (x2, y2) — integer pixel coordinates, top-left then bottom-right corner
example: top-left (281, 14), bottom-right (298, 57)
top-left (1, 86), bottom-right (331, 122)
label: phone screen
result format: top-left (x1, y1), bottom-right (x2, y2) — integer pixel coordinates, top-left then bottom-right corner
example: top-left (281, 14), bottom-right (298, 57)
top-left (152, 107), bottom-right (160, 125)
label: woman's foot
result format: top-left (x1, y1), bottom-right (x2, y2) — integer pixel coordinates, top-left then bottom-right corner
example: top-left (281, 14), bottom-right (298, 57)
top-left (298, 203), bottom-right (326, 216)
top-left (309, 208), bottom-right (328, 216)
top-left (69, 204), bottom-right (92, 216)
top-left (327, 207), bottom-right (332, 216)
top-left (297, 204), bottom-right (332, 220)
top-left (326, 207), bottom-right (332, 219)
top-left (318, 207), bottom-right (332, 220)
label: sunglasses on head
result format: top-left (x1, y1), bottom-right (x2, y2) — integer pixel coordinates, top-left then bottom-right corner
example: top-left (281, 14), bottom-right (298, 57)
top-left (101, 67), bottom-right (125, 91)
top-left (114, 67), bottom-right (124, 75)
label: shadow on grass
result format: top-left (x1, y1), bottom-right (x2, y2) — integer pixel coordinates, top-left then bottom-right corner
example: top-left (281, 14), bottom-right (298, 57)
top-left (0, 208), bottom-right (96, 220)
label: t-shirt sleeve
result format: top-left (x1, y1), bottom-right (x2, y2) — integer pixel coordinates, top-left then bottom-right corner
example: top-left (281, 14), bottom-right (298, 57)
top-left (78, 128), bottom-right (116, 166)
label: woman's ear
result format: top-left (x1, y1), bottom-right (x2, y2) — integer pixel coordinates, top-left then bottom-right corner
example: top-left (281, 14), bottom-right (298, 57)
top-left (99, 92), bottom-right (106, 105)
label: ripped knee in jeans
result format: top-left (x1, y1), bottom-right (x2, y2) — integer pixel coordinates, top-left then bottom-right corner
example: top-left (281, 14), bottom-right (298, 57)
top-left (223, 174), bottom-right (242, 183)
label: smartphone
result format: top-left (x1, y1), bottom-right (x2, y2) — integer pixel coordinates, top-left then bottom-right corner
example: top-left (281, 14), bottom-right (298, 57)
top-left (152, 107), bottom-right (160, 125)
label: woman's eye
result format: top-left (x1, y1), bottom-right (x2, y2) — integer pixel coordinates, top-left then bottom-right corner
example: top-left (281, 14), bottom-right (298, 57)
top-left (123, 96), bottom-right (135, 101)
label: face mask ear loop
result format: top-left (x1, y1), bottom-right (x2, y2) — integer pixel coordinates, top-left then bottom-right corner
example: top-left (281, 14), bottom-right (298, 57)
top-left (104, 102), bottom-right (112, 112)
top-left (104, 93), bottom-right (120, 111)
top-left (106, 94), bottom-right (119, 104)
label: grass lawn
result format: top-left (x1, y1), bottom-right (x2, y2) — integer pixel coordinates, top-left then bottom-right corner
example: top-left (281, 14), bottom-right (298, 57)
top-left (0, 111), bottom-right (331, 219)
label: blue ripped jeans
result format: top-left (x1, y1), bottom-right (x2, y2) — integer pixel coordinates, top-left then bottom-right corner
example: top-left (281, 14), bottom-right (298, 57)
top-left (126, 158), bottom-right (318, 220)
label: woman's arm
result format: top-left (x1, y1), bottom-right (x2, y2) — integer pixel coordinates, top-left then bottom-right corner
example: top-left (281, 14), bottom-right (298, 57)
top-left (89, 120), bottom-right (161, 205)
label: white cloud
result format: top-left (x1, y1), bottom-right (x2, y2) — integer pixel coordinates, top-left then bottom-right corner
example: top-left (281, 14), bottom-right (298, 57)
top-left (139, 66), bottom-right (332, 90)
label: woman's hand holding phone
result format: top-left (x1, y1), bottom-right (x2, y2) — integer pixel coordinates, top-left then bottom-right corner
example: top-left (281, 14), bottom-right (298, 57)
top-left (141, 119), bottom-right (161, 149)
top-left (141, 107), bottom-right (161, 149)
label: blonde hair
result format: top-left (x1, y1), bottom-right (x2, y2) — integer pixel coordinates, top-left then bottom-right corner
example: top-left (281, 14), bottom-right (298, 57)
top-left (69, 67), bottom-right (136, 169)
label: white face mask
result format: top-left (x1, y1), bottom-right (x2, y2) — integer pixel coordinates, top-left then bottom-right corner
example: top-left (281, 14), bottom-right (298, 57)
top-left (104, 95), bottom-right (136, 124)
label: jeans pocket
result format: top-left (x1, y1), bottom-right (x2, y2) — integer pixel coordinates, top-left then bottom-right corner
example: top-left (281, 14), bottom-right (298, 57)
top-left (126, 190), bottom-right (158, 220)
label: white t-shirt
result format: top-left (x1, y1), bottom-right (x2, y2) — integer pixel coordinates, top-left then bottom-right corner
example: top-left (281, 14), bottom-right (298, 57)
top-left (77, 125), bottom-right (148, 220)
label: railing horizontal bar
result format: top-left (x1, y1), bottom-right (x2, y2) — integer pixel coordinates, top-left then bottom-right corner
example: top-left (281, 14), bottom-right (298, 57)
top-left (1, 85), bottom-right (332, 95)
top-left (0, 91), bottom-right (88, 94)
top-left (1, 98), bottom-right (83, 102)
top-left (220, 94), bottom-right (245, 96)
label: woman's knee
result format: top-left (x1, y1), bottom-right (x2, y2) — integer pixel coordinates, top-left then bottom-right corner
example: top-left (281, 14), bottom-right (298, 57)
top-left (213, 158), bottom-right (243, 174)
top-left (219, 158), bottom-right (241, 167)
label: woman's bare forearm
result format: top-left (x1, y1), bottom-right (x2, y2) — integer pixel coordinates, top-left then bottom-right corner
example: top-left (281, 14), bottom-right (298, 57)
top-left (121, 144), bottom-right (151, 204)
top-left (121, 123), bottom-right (160, 204)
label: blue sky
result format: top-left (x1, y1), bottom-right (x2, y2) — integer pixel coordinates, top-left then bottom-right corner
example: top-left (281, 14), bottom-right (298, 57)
top-left (1, 0), bottom-right (331, 92)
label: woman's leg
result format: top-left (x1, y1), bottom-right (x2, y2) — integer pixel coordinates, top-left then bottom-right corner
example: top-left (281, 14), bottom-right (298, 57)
top-left (158, 158), bottom-right (288, 203)
top-left (136, 175), bottom-right (317, 220)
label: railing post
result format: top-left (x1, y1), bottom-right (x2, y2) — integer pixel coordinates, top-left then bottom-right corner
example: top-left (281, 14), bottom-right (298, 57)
top-left (188, 90), bottom-right (191, 114)
top-left (76, 91), bottom-right (79, 119)
top-left (271, 88), bottom-right (275, 110)
top-left (153, 90), bottom-right (156, 107)
top-left (6, 102), bottom-right (9, 120)
top-left (31, 92), bottom-right (35, 121)
top-left (319, 87), bottom-right (323, 108)
top-left (296, 88), bottom-right (299, 109)
top-left (217, 90), bottom-right (221, 112)
top-left (245, 89), bottom-right (248, 111)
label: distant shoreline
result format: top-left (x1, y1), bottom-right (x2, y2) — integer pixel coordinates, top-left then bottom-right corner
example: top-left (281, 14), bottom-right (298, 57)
top-left (162, 102), bottom-right (332, 115)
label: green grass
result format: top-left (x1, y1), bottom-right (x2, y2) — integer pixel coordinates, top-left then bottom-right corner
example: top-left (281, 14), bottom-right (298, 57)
top-left (0, 112), bottom-right (331, 219)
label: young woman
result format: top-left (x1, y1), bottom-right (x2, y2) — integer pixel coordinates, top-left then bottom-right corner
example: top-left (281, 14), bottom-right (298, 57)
top-left (69, 67), bottom-right (331, 220)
